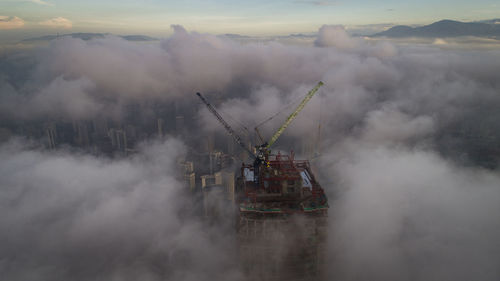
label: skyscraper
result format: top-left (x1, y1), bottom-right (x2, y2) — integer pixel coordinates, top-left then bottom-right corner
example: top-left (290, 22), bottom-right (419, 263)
top-left (236, 152), bottom-right (328, 281)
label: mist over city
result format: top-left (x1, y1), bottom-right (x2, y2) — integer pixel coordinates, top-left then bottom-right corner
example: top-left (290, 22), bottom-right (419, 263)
top-left (1, 1), bottom-right (500, 280)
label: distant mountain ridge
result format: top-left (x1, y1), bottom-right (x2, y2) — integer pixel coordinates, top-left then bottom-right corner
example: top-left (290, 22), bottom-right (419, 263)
top-left (374, 19), bottom-right (500, 38)
top-left (477, 18), bottom-right (500, 25)
top-left (23, 33), bottom-right (158, 42)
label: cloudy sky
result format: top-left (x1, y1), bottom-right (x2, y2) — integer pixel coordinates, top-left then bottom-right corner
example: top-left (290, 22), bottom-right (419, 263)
top-left (0, 0), bottom-right (499, 39)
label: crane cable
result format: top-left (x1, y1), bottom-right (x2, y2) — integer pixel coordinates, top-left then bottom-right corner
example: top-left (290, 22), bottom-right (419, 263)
top-left (254, 85), bottom-right (320, 141)
top-left (218, 108), bottom-right (251, 137)
top-left (196, 92), bottom-right (257, 159)
top-left (266, 81), bottom-right (324, 149)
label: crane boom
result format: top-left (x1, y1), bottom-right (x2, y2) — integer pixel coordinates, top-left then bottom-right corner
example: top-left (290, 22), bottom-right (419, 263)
top-left (265, 81), bottom-right (324, 149)
top-left (196, 92), bottom-right (257, 159)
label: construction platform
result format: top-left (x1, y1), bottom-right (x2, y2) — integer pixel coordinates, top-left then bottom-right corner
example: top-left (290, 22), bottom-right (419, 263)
top-left (236, 151), bottom-right (329, 281)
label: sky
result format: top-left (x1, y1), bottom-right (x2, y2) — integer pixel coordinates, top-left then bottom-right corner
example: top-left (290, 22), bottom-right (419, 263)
top-left (0, 0), bottom-right (499, 40)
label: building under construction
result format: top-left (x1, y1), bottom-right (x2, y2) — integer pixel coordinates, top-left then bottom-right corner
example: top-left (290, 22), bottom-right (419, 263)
top-left (197, 81), bottom-right (329, 281)
top-left (236, 151), bottom-right (328, 281)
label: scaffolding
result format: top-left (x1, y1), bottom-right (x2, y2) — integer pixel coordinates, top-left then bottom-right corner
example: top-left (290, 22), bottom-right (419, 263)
top-left (237, 151), bottom-right (328, 215)
top-left (236, 151), bottom-right (329, 281)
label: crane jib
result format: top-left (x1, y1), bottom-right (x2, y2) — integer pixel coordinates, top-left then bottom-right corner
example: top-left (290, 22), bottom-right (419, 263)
top-left (265, 81), bottom-right (324, 149)
top-left (196, 92), bottom-right (257, 159)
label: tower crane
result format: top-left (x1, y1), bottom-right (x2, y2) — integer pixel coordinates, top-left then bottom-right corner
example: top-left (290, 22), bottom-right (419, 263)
top-left (196, 81), bottom-right (323, 183)
top-left (196, 92), bottom-right (257, 160)
top-left (255, 81), bottom-right (324, 155)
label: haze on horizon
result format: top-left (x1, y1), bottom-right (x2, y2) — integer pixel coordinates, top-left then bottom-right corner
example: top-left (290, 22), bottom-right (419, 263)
top-left (0, 0), bottom-right (499, 42)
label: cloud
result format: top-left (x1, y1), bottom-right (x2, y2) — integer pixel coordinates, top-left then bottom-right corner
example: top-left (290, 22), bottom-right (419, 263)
top-left (30, 0), bottom-right (53, 5)
top-left (0, 16), bottom-right (25, 30)
top-left (0, 138), bottom-right (243, 281)
top-left (433, 38), bottom-right (448, 45)
top-left (39, 17), bottom-right (72, 29)
top-left (29, 76), bottom-right (102, 119)
top-left (315, 24), bottom-right (363, 49)
top-left (324, 144), bottom-right (500, 281)
top-left (360, 105), bottom-right (435, 144)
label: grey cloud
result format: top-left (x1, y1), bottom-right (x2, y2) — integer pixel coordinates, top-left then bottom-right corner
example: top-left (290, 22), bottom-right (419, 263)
top-left (1, 24), bottom-right (500, 281)
top-left (360, 105), bottom-right (435, 144)
top-left (0, 139), bottom-right (242, 281)
top-left (323, 144), bottom-right (500, 280)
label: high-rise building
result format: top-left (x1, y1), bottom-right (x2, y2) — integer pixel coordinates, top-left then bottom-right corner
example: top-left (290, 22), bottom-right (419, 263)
top-left (175, 115), bottom-right (184, 136)
top-left (179, 160), bottom-right (196, 192)
top-left (108, 128), bottom-right (127, 153)
top-left (236, 152), bottom-right (328, 281)
top-left (215, 171), bottom-right (235, 203)
top-left (201, 174), bottom-right (223, 218)
top-left (201, 172), bottom-right (236, 220)
top-left (74, 121), bottom-right (90, 147)
top-left (45, 123), bottom-right (57, 149)
top-left (157, 118), bottom-right (164, 138)
top-left (108, 128), bottom-right (117, 148)
top-left (184, 172), bottom-right (196, 192)
top-left (206, 133), bottom-right (215, 153)
top-left (116, 129), bottom-right (127, 152)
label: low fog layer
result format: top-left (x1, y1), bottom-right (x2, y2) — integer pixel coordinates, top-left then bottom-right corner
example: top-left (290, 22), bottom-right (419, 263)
top-left (1, 25), bottom-right (500, 280)
top-left (0, 139), bottom-right (241, 281)
top-left (324, 141), bottom-right (500, 280)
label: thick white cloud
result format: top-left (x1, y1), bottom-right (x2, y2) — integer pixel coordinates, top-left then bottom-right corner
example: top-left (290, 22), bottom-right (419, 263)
top-left (323, 144), bottom-right (500, 280)
top-left (315, 25), bottom-right (363, 49)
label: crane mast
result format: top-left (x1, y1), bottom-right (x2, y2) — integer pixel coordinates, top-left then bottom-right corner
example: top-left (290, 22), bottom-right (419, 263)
top-left (196, 92), bottom-right (257, 159)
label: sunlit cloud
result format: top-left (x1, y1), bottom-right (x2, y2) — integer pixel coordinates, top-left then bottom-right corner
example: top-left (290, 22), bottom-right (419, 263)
top-left (0, 16), bottom-right (25, 30)
top-left (30, 0), bottom-right (53, 6)
top-left (433, 38), bottom-right (448, 45)
top-left (39, 17), bottom-right (72, 29)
